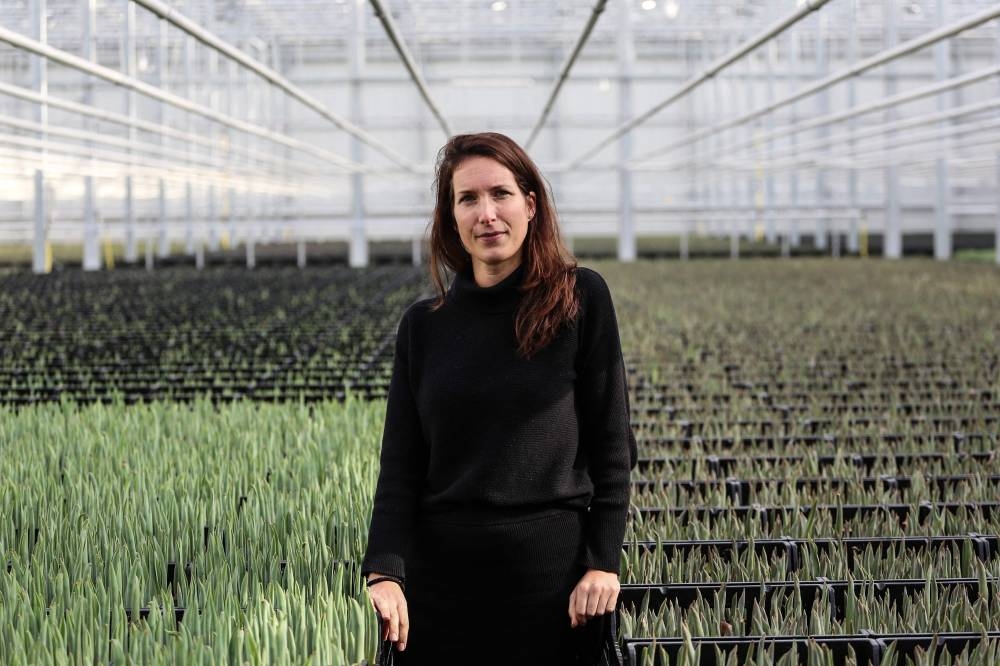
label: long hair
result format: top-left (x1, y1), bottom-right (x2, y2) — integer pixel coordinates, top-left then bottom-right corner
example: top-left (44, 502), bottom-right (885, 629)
top-left (428, 132), bottom-right (579, 359)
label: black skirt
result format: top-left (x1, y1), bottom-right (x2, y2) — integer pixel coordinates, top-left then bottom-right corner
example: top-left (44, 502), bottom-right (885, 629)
top-left (391, 508), bottom-right (608, 666)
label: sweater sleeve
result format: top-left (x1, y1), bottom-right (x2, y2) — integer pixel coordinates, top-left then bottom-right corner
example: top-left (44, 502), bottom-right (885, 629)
top-left (574, 269), bottom-right (638, 574)
top-left (360, 306), bottom-right (428, 582)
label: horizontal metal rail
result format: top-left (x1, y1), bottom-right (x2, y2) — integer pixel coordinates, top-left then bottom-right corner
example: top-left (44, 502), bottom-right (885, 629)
top-left (565, 0), bottom-right (833, 169)
top-left (636, 450), bottom-right (996, 475)
top-left (619, 577), bottom-right (998, 620)
top-left (628, 4), bottom-right (1000, 166)
top-left (621, 534), bottom-right (1000, 569)
top-left (132, 0), bottom-right (415, 171)
top-left (622, 631), bottom-right (1000, 666)
top-left (632, 502), bottom-right (1000, 526)
top-left (525, 0), bottom-right (609, 150)
top-left (632, 474), bottom-right (1000, 505)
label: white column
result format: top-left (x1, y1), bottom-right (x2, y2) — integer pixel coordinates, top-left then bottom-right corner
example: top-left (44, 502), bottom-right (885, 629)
top-left (411, 236), bottom-right (422, 266)
top-left (933, 0), bottom-right (951, 260)
top-left (349, 0), bottom-right (369, 268)
top-left (996, 154), bottom-right (1000, 265)
top-left (814, 13), bottom-right (829, 253)
top-left (31, 0), bottom-right (49, 274)
top-left (183, 35), bottom-right (195, 255)
top-left (883, 0), bottom-right (902, 258)
top-left (184, 182), bottom-right (195, 255)
top-left (846, 0), bottom-right (859, 255)
top-left (123, 0), bottom-right (137, 263)
top-left (788, 30), bottom-right (801, 250)
top-left (764, 28), bottom-right (777, 246)
top-left (297, 239), bottom-right (307, 269)
top-left (616, 1), bottom-right (636, 262)
top-left (156, 18), bottom-right (170, 258)
top-left (246, 235), bottom-right (256, 269)
top-left (82, 0), bottom-right (101, 271)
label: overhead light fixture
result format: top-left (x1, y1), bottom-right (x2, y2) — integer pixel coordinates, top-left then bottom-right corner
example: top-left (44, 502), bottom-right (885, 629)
top-left (641, 0), bottom-right (657, 10)
top-left (664, 0), bottom-right (679, 19)
top-left (490, 1), bottom-right (507, 11)
top-left (598, 78), bottom-right (611, 93)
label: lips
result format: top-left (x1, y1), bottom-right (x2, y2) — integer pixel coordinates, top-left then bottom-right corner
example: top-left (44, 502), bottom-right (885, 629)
top-left (478, 231), bottom-right (506, 239)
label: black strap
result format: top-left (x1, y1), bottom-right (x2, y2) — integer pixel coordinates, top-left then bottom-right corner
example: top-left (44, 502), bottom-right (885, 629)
top-left (366, 575), bottom-right (405, 591)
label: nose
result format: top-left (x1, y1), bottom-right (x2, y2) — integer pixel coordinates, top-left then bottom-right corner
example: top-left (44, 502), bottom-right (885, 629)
top-left (476, 198), bottom-right (497, 224)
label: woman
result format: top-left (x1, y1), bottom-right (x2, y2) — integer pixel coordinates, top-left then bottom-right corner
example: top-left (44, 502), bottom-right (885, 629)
top-left (361, 132), bottom-right (636, 665)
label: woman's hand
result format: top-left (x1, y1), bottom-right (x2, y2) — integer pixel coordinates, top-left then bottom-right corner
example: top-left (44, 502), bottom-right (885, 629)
top-left (366, 574), bottom-right (409, 652)
top-left (568, 568), bottom-right (620, 628)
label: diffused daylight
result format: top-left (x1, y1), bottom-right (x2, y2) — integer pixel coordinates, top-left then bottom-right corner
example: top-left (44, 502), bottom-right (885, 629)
top-left (1, 1), bottom-right (1000, 665)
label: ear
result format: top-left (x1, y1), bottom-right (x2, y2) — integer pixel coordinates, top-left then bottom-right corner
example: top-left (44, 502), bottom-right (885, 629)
top-left (526, 192), bottom-right (537, 221)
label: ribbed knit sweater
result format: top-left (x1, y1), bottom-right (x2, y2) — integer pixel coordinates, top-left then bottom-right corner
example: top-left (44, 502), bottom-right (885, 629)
top-left (360, 263), bottom-right (637, 583)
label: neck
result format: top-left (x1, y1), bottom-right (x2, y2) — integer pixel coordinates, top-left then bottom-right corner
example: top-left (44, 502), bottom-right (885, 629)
top-left (472, 256), bottom-right (522, 288)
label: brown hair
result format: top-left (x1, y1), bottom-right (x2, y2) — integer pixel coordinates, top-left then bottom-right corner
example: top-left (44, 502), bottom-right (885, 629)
top-left (428, 132), bottom-right (579, 359)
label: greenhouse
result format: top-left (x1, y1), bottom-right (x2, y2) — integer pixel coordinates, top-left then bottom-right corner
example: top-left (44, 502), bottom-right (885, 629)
top-left (1, 0), bottom-right (1000, 664)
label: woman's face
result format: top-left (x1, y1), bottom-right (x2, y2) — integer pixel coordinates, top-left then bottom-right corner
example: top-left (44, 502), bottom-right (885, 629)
top-left (452, 156), bottom-right (536, 281)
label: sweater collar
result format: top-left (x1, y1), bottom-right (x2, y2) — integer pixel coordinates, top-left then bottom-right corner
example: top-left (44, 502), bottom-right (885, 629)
top-left (448, 262), bottom-right (526, 313)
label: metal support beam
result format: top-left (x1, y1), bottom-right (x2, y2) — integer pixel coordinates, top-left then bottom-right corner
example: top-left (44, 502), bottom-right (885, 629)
top-left (525, 0), bottom-right (608, 149)
top-left (297, 240), bottom-right (307, 269)
top-left (31, 0), bottom-right (48, 274)
top-left (616, 1), bottom-right (636, 262)
top-left (184, 182), bottom-right (194, 255)
top-left (82, 0), bottom-right (100, 271)
top-left (815, 14), bottom-right (829, 252)
top-left (846, 0), bottom-right (859, 255)
top-left (411, 236), bottom-right (422, 266)
top-left (123, 0), bottom-right (138, 263)
top-left (884, 0), bottom-right (902, 259)
top-left (764, 20), bottom-right (777, 246)
top-left (788, 28), bottom-right (801, 249)
top-left (349, 0), bottom-right (368, 268)
top-left (933, 0), bottom-right (951, 261)
top-left (156, 17), bottom-right (169, 258)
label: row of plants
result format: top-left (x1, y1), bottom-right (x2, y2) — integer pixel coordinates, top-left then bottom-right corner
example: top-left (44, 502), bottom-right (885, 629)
top-left (0, 266), bottom-right (423, 405)
top-left (2, 259), bottom-right (999, 664)
top-left (601, 260), bottom-right (1000, 665)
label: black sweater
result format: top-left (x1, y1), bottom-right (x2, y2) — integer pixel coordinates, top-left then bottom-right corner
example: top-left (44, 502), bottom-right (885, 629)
top-left (361, 263), bottom-right (637, 582)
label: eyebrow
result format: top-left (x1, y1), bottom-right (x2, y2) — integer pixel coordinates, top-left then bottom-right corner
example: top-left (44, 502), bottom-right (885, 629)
top-left (455, 184), bottom-right (512, 196)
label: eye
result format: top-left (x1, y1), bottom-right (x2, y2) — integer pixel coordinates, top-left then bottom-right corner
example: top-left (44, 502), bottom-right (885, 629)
top-left (493, 190), bottom-right (511, 199)
top-left (458, 194), bottom-right (474, 204)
